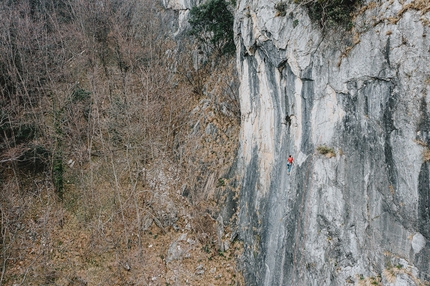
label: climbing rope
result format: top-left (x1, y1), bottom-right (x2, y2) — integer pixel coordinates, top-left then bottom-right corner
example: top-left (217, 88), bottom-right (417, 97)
top-left (291, 152), bottom-right (315, 284)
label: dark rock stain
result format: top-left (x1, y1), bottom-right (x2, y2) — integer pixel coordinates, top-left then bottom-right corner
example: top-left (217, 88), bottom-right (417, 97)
top-left (384, 37), bottom-right (391, 67)
top-left (382, 80), bottom-right (398, 190)
top-left (418, 162), bottom-right (430, 240)
top-left (300, 76), bottom-right (314, 154)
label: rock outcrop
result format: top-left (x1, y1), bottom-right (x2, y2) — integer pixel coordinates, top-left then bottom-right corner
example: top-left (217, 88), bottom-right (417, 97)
top-left (162, 0), bottom-right (203, 36)
top-left (234, 0), bottom-right (430, 285)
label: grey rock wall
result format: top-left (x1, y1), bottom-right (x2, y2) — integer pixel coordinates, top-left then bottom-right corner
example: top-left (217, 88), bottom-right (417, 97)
top-left (162, 0), bottom-right (203, 36)
top-left (234, 0), bottom-right (430, 285)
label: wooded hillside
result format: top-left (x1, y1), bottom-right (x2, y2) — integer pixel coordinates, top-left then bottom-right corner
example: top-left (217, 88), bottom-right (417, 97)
top-left (0, 0), bottom-right (242, 284)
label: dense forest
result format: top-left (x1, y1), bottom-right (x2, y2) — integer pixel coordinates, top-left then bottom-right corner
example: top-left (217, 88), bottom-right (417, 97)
top-left (0, 0), bottom-right (242, 284)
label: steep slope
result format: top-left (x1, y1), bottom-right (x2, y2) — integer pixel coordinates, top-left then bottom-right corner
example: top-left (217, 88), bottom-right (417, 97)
top-left (234, 0), bottom-right (430, 285)
top-left (0, 0), bottom-right (244, 285)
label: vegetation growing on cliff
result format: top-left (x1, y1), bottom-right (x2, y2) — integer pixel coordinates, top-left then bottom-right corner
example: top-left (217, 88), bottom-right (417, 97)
top-left (317, 145), bottom-right (336, 158)
top-left (295, 0), bottom-right (362, 28)
top-left (188, 0), bottom-right (235, 55)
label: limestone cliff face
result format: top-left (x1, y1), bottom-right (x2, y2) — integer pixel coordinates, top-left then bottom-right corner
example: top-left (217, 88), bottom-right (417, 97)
top-left (162, 0), bottom-right (203, 36)
top-left (234, 0), bottom-right (430, 285)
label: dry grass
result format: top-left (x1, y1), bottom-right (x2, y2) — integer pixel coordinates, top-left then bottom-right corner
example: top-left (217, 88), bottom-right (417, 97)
top-left (398, 1), bottom-right (430, 16)
top-left (357, 1), bottom-right (378, 15)
top-left (415, 139), bottom-right (428, 147)
top-left (382, 268), bottom-right (397, 283)
top-left (382, 252), bottom-right (430, 286)
top-left (338, 31), bottom-right (361, 67)
top-left (389, 185), bottom-right (395, 195)
top-left (387, 17), bottom-right (400, 24)
top-left (382, 266), bottom-right (430, 286)
top-left (2, 135), bottom-right (243, 286)
top-left (1, 64), bottom-right (243, 286)
top-left (423, 147), bottom-right (430, 161)
top-left (1, 42), bottom-right (243, 286)
top-left (368, 1), bottom-right (430, 30)
top-left (353, 32), bottom-right (361, 45)
top-left (356, 274), bottom-right (382, 286)
top-left (316, 145), bottom-right (336, 158)
top-left (367, 1), bottom-right (377, 10)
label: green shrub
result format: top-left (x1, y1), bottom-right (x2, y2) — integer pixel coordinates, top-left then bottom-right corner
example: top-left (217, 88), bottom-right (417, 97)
top-left (53, 154), bottom-right (64, 200)
top-left (188, 0), bottom-right (235, 55)
top-left (295, 0), bottom-right (361, 29)
top-left (217, 178), bottom-right (226, 187)
top-left (71, 87), bottom-right (91, 103)
top-left (275, 2), bottom-right (288, 16)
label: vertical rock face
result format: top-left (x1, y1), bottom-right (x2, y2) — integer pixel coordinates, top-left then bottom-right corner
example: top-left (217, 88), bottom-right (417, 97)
top-left (234, 0), bottom-right (430, 285)
top-left (162, 0), bottom-right (203, 36)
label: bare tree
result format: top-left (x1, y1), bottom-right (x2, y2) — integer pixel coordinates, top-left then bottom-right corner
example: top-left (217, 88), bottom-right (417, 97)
top-left (0, 0), bottom-right (241, 284)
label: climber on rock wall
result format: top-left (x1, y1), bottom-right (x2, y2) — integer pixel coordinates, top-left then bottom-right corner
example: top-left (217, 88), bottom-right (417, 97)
top-left (287, 155), bottom-right (294, 175)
